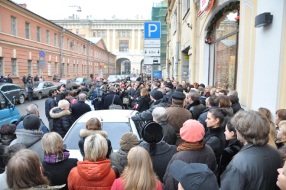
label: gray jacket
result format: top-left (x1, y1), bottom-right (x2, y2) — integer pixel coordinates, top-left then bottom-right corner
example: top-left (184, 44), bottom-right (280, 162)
top-left (10, 129), bottom-right (44, 161)
top-left (109, 149), bottom-right (128, 173)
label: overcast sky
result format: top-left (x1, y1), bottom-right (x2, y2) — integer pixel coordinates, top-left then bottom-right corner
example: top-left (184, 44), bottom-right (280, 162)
top-left (12, 0), bottom-right (163, 20)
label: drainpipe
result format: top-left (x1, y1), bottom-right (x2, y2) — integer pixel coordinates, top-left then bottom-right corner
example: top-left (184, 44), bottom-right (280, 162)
top-left (174, 0), bottom-right (181, 81)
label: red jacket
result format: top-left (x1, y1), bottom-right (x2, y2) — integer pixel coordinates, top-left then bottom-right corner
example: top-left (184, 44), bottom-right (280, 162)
top-left (68, 159), bottom-right (116, 190)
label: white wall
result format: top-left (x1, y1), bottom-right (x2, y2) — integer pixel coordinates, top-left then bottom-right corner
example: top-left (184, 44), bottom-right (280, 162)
top-left (251, 0), bottom-right (286, 112)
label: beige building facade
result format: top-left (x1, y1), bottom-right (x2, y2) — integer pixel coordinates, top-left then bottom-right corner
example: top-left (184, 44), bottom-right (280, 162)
top-left (53, 19), bottom-right (148, 77)
top-left (166, 0), bottom-right (286, 112)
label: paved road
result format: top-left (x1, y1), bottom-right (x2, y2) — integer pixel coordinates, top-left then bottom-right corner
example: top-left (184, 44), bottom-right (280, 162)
top-left (16, 98), bottom-right (48, 127)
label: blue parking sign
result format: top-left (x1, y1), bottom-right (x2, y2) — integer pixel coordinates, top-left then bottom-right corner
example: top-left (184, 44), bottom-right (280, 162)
top-left (144, 22), bottom-right (161, 39)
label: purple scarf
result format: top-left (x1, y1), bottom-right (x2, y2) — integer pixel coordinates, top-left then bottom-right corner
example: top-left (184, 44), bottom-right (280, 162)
top-left (44, 150), bottom-right (70, 164)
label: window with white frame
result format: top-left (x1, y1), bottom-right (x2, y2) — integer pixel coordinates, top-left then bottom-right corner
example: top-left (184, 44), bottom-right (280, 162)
top-left (67, 63), bottom-right (69, 75)
top-left (48, 62), bottom-right (51, 76)
top-left (46, 30), bottom-right (50, 44)
top-left (37, 61), bottom-right (42, 75)
top-left (73, 64), bottom-right (76, 73)
top-left (0, 58), bottom-right (3, 76)
top-left (54, 33), bottom-right (58, 46)
top-left (28, 60), bottom-right (32, 75)
top-left (37, 26), bottom-right (41, 42)
top-left (25, 22), bottom-right (30, 39)
top-left (119, 40), bottom-right (129, 52)
top-left (55, 62), bottom-right (58, 75)
top-left (11, 16), bottom-right (17, 36)
top-left (11, 58), bottom-right (17, 76)
top-left (182, 0), bottom-right (190, 19)
top-left (172, 8), bottom-right (177, 34)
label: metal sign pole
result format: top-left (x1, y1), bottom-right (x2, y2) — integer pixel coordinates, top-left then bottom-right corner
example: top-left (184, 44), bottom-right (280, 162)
top-left (151, 65), bottom-right (153, 82)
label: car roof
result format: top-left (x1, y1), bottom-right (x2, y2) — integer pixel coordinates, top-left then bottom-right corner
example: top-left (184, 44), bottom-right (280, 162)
top-left (76, 110), bottom-right (136, 123)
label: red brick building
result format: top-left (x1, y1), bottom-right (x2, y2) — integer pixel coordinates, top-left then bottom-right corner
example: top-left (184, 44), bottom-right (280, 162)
top-left (0, 0), bottom-right (115, 87)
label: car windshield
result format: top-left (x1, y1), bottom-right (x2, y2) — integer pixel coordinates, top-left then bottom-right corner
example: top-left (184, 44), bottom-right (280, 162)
top-left (60, 79), bottom-right (67, 83)
top-left (64, 122), bottom-right (134, 151)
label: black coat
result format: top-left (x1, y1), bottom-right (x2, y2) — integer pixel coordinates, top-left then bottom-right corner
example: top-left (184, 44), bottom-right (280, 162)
top-left (49, 107), bottom-right (73, 138)
top-left (140, 141), bottom-right (177, 182)
top-left (204, 126), bottom-right (226, 163)
top-left (103, 92), bottom-right (123, 109)
top-left (71, 101), bottom-right (91, 121)
top-left (42, 156), bottom-right (78, 190)
top-left (45, 96), bottom-right (57, 119)
top-left (221, 144), bottom-right (283, 190)
top-left (158, 121), bottom-right (177, 145)
top-left (187, 100), bottom-right (206, 120)
top-left (218, 139), bottom-right (242, 178)
top-left (136, 95), bottom-right (151, 112)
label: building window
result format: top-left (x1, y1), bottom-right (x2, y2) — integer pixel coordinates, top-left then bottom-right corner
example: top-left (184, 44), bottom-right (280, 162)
top-left (28, 60), bottom-right (32, 75)
top-left (48, 62), bottom-right (51, 76)
top-left (172, 8), bottom-right (177, 34)
top-left (0, 58), bottom-right (3, 76)
top-left (11, 58), bottom-right (17, 76)
top-left (213, 9), bottom-right (239, 90)
top-left (93, 30), bottom-right (106, 37)
top-left (46, 30), bottom-right (50, 44)
top-left (37, 27), bottom-right (41, 42)
top-left (182, 0), bottom-right (190, 19)
top-left (11, 16), bottom-right (17, 36)
top-left (76, 29), bottom-right (79, 34)
top-left (62, 63), bottom-right (65, 77)
top-left (37, 61), bottom-right (42, 75)
top-left (118, 30), bottom-right (131, 38)
top-left (54, 33), bottom-right (58, 46)
top-left (25, 22), bottom-right (30, 39)
top-left (119, 40), bottom-right (129, 52)
top-left (67, 63), bottom-right (69, 75)
top-left (55, 62), bottom-right (58, 75)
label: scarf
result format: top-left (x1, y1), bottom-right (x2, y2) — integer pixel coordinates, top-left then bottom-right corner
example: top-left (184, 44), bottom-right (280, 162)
top-left (44, 150), bottom-right (70, 164)
top-left (177, 140), bottom-right (205, 151)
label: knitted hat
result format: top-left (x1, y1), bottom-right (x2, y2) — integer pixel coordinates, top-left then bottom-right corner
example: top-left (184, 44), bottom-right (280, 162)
top-left (170, 160), bottom-right (219, 190)
top-left (165, 82), bottom-right (174, 89)
top-left (23, 114), bottom-right (41, 131)
top-left (120, 132), bottom-right (139, 151)
top-left (141, 121), bottom-right (163, 144)
top-left (180, 119), bottom-right (205, 142)
top-left (172, 91), bottom-right (186, 100)
top-left (150, 90), bottom-right (163, 101)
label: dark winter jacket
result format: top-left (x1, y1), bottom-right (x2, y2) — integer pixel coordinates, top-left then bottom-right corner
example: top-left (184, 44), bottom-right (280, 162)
top-left (221, 144), bottom-right (282, 190)
top-left (49, 107), bottom-right (73, 138)
top-left (131, 99), bottom-right (170, 122)
top-left (103, 92), bottom-right (123, 109)
top-left (187, 100), bottom-right (206, 120)
top-left (42, 154), bottom-right (78, 190)
top-left (163, 144), bottom-right (217, 190)
top-left (45, 96), bottom-right (57, 119)
top-left (78, 129), bottom-right (112, 159)
top-left (136, 95), bottom-right (151, 112)
top-left (27, 82), bottom-right (34, 92)
top-left (218, 139), bottom-right (242, 178)
top-left (158, 121), bottom-right (177, 145)
top-left (204, 126), bottom-right (226, 163)
top-left (71, 101), bottom-right (91, 121)
top-left (109, 149), bottom-right (128, 173)
top-left (140, 141), bottom-right (177, 182)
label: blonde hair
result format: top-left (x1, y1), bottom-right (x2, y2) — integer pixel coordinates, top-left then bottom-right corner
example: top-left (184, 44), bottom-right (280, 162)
top-left (41, 132), bottom-right (64, 154)
top-left (84, 134), bottom-right (107, 161)
top-left (58, 99), bottom-right (70, 109)
top-left (86, 117), bottom-right (102, 130)
top-left (122, 146), bottom-right (158, 190)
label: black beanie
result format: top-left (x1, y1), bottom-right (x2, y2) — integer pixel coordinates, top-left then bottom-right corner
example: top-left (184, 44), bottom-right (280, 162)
top-left (141, 121), bottom-right (163, 144)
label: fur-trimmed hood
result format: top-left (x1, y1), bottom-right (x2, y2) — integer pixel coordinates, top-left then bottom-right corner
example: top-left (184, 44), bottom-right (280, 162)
top-left (49, 107), bottom-right (71, 119)
top-left (79, 129), bottom-right (107, 138)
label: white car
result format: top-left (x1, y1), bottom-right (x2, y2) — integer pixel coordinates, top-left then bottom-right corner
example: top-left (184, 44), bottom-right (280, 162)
top-left (63, 110), bottom-right (141, 160)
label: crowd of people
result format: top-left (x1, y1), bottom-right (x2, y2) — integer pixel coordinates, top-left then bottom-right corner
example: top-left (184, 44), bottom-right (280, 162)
top-left (0, 73), bottom-right (286, 189)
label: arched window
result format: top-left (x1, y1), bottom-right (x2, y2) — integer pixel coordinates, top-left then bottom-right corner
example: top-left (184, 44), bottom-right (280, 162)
top-left (206, 2), bottom-right (239, 90)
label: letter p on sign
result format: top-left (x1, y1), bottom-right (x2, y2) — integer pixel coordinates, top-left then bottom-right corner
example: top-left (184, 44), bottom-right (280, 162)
top-left (144, 22), bottom-right (161, 39)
